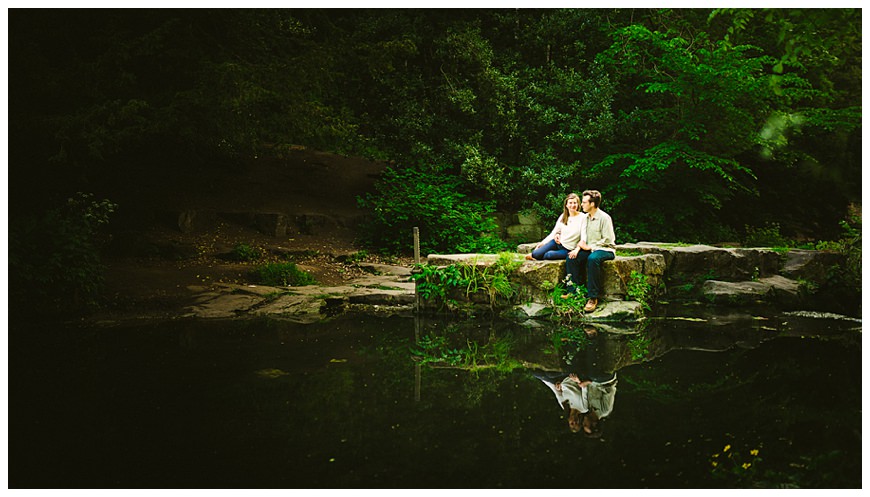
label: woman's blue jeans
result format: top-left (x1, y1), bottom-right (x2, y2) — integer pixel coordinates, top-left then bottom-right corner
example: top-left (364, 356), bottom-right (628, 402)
top-left (565, 249), bottom-right (615, 298)
top-left (531, 239), bottom-right (569, 260)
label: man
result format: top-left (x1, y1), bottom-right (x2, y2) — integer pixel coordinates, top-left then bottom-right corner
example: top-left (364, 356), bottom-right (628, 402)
top-left (564, 190), bottom-right (616, 312)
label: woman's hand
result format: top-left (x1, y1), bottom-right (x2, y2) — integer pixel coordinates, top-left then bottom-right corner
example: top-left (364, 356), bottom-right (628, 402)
top-left (568, 248), bottom-right (580, 259)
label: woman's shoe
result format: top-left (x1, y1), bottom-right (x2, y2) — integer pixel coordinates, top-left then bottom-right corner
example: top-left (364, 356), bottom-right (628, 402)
top-left (524, 254), bottom-right (534, 260)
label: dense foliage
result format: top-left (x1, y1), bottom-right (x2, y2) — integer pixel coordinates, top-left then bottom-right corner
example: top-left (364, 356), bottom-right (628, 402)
top-left (9, 9), bottom-right (862, 257)
top-left (9, 193), bottom-right (117, 315)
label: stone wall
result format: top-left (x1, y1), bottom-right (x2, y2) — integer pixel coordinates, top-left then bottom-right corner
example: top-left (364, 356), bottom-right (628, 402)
top-left (492, 211), bottom-right (547, 243)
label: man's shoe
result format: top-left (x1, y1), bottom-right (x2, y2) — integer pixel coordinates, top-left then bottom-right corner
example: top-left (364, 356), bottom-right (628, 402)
top-left (584, 298), bottom-right (598, 312)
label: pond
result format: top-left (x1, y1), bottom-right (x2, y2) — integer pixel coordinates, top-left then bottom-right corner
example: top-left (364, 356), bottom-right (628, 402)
top-left (9, 308), bottom-right (861, 488)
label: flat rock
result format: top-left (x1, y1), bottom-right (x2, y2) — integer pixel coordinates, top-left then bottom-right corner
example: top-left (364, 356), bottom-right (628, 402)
top-left (587, 300), bottom-right (645, 322)
top-left (702, 274), bottom-right (804, 306)
top-left (186, 293), bottom-right (264, 318)
top-left (251, 294), bottom-right (325, 323)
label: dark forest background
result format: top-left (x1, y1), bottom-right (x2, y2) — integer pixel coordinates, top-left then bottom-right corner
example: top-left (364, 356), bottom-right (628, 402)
top-left (8, 9), bottom-right (862, 303)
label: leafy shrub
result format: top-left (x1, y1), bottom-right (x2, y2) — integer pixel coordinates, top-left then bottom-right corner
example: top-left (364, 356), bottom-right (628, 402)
top-left (815, 210), bottom-right (861, 288)
top-left (743, 222), bottom-right (790, 248)
top-left (357, 165), bottom-right (504, 255)
top-left (253, 262), bottom-right (316, 286)
top-left (232, 243), bottom-right (263, 262)
top-left (411, 252), bottom-right (524, 310)
top-left (9, 192), bottom-right (117, 315)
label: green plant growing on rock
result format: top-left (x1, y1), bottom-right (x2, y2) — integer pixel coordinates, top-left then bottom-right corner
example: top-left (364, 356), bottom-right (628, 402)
top-left (550, 282), bottom-right (590, 322)
top-left (797, 278), bottom-right (819, 295)
top-left (815, 211), bottom-right (861, 289)
top-left (412, 253), bottom-right (523, 310)
top-left (411, 263), bottom-right (465, 307)
top-left (253, 262), bottom-right (316, 286)
top-left (626, 270), bottom-right (654, 310)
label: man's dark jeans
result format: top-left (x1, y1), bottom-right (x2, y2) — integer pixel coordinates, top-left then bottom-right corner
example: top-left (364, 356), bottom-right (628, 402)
top-left (565, 249), bottom-right (615, 298)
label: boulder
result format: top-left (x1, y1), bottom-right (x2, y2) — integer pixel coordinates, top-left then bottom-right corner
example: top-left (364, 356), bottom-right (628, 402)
top-left (781, 249), bottom-right (845, 283)
top-left (254, 213), bottom-right (288, 237)
top-left (618, 242), bottom-right (782, 283)
top-left (511, 260), bottom-right (565, 303)
top-left (186, 292), bottom-right (264, 318)
top-left (600, 254), bottom-right (666, 299)
top-left (160, 209), bottom-right (218, 233)
top-left (507, 224), bottom-right (544, 241)
top-left (294, 213), bottom-right (338, 235)
top-left (501, 302), bottom-right (553, 321)
top-left (517, 243), bottom-right (536, 254)
top-left (758, 275), bottom-right (803, 306)
top-left (252, 294), bottom-right (326, 323)
top-left (702, 279), bottom-right (772, 305)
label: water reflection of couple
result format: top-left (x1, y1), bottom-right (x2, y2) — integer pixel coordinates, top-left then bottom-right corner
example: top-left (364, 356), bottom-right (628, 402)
top-left (535, 370), bottom-right (616, 437)
top-left (533, 327), bottom-right (617, 436)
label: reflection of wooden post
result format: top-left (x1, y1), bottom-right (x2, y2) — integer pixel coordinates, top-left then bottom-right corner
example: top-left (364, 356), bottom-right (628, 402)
top-left (414, 312), bottom-right (421, 402)
top-left (413, 227), bottom-right (421, 314)
top-left (413, 227), bottom-right (422, 401)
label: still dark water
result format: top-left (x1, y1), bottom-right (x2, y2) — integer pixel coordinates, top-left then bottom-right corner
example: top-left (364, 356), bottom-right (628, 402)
top-left (10, 310), bottom-right (861, 488)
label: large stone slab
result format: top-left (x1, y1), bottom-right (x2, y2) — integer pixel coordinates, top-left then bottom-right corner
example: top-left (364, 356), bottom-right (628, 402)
top-left (600, 254), bottom-right (666, 299)
top-left (511, 260), bottom-right (566, 303)
top-left (251, 294), bottom-right (326, 323)
top-left (618, 242), bottom-right (782, 282)
top-left (781, 249), bottom-right (846, 283)
top-left (701, 275), bottom-right (802, 306)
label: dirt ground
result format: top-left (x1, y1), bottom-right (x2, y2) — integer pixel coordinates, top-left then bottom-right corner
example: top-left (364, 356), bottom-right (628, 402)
top-left (98, 148), bottom-right (413, 317)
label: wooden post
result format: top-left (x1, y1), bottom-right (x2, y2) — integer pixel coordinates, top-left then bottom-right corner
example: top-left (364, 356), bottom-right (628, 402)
top-left (412, 226), bottom-right (421, 315)
top-left (413, 226), bottom-right (420, 265)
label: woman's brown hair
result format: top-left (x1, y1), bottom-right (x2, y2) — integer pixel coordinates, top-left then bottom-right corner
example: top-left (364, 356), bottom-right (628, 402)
top-left (561, 193), bottom-right (581, 224)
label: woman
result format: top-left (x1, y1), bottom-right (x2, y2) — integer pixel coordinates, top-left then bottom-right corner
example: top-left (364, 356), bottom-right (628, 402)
top-left (525, 193), bottom-right (585, 261)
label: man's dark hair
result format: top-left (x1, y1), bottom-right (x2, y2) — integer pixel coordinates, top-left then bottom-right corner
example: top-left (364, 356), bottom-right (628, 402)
top-left (583, 190), bottom-right (603, 208)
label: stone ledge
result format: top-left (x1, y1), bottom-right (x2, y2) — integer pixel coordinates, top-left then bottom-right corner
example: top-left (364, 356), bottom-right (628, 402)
top-left (424, 252), bottom-right (665, 305)
top-left (618, 242), bottom-right (783, 282)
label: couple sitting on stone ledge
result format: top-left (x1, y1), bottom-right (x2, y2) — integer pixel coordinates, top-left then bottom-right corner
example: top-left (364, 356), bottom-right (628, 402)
top-left (525, 190), bottom-right (616, 313)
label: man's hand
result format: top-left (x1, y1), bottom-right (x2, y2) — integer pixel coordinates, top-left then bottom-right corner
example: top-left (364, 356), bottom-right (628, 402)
top-left (568, 248), bottom-right (579, 259)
